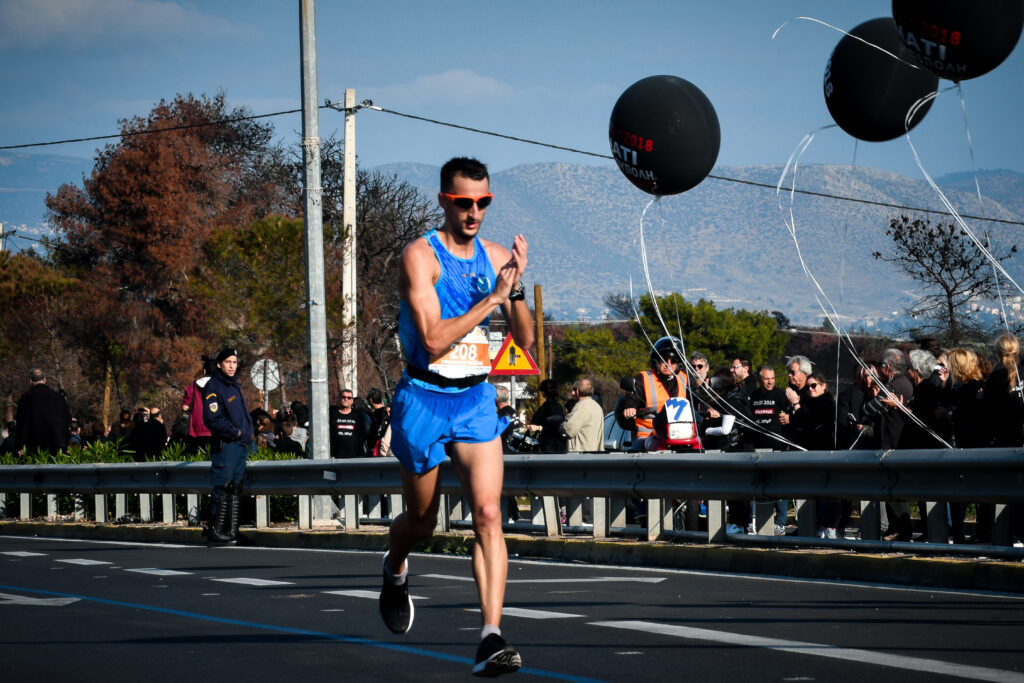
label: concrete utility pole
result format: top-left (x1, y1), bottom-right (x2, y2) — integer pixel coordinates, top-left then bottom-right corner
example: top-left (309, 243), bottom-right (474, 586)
top-left (341, 88), bottom-right (358, 396)
top-left (299, 0), bottom-right (330, 468)
top-left (534, 284), bottom-right (545, 383)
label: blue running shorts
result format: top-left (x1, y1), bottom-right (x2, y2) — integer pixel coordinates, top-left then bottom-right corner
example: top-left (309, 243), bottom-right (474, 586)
top-left (389, 376), bottom-right (501, 474)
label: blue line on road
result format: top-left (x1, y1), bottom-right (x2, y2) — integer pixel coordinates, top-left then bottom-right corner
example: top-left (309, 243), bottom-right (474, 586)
top-left (0, 583), bottom-right (602, 682)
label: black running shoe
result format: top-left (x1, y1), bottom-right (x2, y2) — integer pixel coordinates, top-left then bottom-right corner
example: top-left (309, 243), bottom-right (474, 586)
top-left (472, 634), bottom-right (522, 677)
top-left (379, 558), bottom-right (413, 634)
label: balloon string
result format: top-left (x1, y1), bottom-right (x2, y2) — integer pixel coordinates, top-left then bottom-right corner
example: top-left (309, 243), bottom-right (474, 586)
top-left (632, 197), bottom-right (804, 451)
top-left (904, 94), bottom-right (1024, 299)
top-left (772, 16), bottom-right (926, 72)
top-left (777, 126), bottom-right (953, 449)
top-left (954, 84), bottom-right (1012, 335)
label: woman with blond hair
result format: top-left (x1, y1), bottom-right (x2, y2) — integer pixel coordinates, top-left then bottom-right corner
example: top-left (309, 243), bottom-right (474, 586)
top-left (985, 333), bottom-right (1024, 542)
top-left (945, 348), bottom-right (988, 543)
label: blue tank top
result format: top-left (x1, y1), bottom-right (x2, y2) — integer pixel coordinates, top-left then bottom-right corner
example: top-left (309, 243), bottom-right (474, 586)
top-left (399, 230), bottom-right (497, 392)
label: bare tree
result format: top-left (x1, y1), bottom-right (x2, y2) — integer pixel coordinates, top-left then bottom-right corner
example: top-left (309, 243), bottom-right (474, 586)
top-left (873, 215), bottom-right (1017, 346)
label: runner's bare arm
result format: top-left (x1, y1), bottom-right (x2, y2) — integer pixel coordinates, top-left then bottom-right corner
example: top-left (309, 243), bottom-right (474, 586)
top-left (485, 234), bottom-right (535, 352)
top-left (400, 237), bottom-right (512, 357)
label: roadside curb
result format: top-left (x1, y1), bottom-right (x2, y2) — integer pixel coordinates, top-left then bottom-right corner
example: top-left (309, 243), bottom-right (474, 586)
top-left (3, 521), bottom-right (1021, 594)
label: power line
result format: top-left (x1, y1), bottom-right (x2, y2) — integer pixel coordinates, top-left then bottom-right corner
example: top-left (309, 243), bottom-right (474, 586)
top-left (3, 100), bottom-right (1023, 227)
top-left (361, 103), bottom-right (1024, 228)
top-left (0, 108), bottom-right (305, 151)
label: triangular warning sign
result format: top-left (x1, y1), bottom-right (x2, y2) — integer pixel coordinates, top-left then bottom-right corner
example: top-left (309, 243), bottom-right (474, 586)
top-left (490, 335), bottom-right (539, 376)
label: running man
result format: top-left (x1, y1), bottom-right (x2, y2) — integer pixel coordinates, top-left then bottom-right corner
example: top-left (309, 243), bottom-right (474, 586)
top-left (379, 156), bottom-right (534, 677)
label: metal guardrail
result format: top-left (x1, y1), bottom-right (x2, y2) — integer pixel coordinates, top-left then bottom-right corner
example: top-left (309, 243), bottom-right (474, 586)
top-left (1, 448), bottom-right (1022, 558)
top-left (1, 448), bottom-right (1022, 502)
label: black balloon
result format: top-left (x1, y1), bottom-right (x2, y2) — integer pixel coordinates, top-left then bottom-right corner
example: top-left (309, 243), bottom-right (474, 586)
top-left (824, 17), bottom-right (938, 143)
top-left (892, 0), bottom-right (1024, 82)
top-left (608, 75), bottom-right (720, 196)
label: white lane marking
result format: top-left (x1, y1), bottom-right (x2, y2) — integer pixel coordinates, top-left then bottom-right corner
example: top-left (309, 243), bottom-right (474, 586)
top-left (591, 620), bottom-right (1024, 683)
top-left (124, 568), bottom-right (193, 577)
top-left (56, 559), bottom-right (112, 566)
top-left (469, 607), bottom-right (583, 619)
top-left (422, 573), bottom-right (665, 584)
top-left (323, 589), bottom-right (428, 601)
top-left (1, 551), bottom-right (47, 557)
top-left (211, 578), bottom-right (293, 586)
top-left (0, 592), bottom-right (80, 607)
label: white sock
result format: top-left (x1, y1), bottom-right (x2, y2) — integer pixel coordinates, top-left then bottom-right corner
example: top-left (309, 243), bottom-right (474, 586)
top-left (382, 552), bottom-right (407, 585)
top-left (481, 624), bottom-right (501, 640)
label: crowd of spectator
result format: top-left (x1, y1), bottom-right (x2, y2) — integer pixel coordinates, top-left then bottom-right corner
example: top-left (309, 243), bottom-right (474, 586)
top-left (655, 335), bottom-right (1024, 544)
top-left (5, 334), bottom-right (1022, 545)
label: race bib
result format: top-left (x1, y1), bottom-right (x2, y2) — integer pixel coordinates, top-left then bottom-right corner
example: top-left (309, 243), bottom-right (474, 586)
top-left (428, 326), bottom-right (491, 379)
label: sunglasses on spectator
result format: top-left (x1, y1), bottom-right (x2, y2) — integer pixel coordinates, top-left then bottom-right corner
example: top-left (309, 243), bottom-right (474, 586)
top-left (342, 395), bottom-right (353, 400)
top-left (692, 363), bottom-right (705, 369)
top-left (441, 193), bottom-right (493, 210)
top-left (807, 382), bottom-right (821, 389)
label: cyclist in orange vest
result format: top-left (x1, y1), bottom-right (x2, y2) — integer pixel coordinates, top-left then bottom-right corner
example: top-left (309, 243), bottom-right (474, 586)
top-left (617, 336), bottom-right (690, 449)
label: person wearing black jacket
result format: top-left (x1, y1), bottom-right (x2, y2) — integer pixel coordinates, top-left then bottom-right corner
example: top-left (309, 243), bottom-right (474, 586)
top-left (202, 347), bottom-right (255, 547)
top-left (789, 372), bottom-right (839, 538)
top-left (527, 379), bottom-right (567, 453)
top-left (14, 368), bottom-right (71, 455)
top-left (986, 334), bottom-right (1024, 542)
top-left (861, 349), bottom-right (915, 541)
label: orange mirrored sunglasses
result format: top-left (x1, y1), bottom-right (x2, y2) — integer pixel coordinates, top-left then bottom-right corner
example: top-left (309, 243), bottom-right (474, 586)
top-left (441, 193), bottom-right (493, 210)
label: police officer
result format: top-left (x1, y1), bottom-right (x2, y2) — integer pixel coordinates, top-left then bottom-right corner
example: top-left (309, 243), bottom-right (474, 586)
top-left (202, 346), bottom-right (254, 546)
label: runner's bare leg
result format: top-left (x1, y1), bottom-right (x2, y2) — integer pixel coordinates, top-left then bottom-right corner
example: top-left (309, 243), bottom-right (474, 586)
top-left (387, 465), bottom-right (442, 576)
top-left (450, 437), bottom-right (507, 627)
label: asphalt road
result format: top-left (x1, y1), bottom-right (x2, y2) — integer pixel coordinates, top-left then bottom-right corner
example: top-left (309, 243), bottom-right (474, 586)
top-left (1, 535), bottom-right (1023, 682)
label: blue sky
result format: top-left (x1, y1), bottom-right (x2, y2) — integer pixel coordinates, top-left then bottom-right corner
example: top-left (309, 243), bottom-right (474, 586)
top-left (1, 0), bottom-right (1023, 179)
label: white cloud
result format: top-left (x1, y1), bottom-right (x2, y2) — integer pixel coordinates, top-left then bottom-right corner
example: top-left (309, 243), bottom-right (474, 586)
top-left (0, 0), bottom-right (259, 50)
top-left (359, 69), bottom-right (518, 108)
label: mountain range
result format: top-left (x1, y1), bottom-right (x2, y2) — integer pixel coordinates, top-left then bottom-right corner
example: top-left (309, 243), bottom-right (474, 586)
top-left (3, 151), bottom-right (1023, 329)
top-left (381, 161), bottom-right (1024, 329)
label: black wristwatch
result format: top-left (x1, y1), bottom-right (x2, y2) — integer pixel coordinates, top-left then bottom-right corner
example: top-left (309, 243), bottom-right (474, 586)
top-left (508, 282), bottom-right (526, 301)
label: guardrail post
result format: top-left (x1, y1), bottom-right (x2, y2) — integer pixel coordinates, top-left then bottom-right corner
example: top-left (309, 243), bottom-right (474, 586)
top-left (367, 495), bottom-right (383, 519)
top-left (707, 499), bottom-right (726, 542)
top-left (753, 500), bottom-right (775, 535)
top-left (46, 493), bottom-right (57, 519)
top-left (343, 494), bottom-right (359, 530)
top-left (531, 497), bottom-right (544, 526)
top-left (140, 494), bottom-right (153, 523)
top-left (19, 493), bottom-right (30, 520)
top-left (567, 497), bottom-right (583, 527)
top-left (74, 495), bottom-right (86, 521)
top-left (993, 504), bottom-right (1012, 545)
top-left (541, 496), bottom-right (561, 536)
top-left (187, 494), bottom-right (200, 526)
top-left (645, 498), bottom-right (664, 542)
top-left (795, 499), bottom-right (817, 537)
top-left (161, 494), bottom-right (174, 524)
top-left (95, 494), bottom-right (107, 523)
top-left (610, 498), bottom-right (626, 528)
top-left (925, 501), bottom-right (947, 543)
top-left (256, 495), bottom-right (269, 528)
top-left (593, 497), bottom-right (608, 538)
top-left (0, 492), bottom-right (6, 518)
top-left (390, 494), bottom-right (404, 519)
top-left (860, 500), bottom-right (881, 540)
top-left (435, 494), bottom-right (450, 533)
top-left (448, 494), bottom-right (464, 523)
top-left (298, 495), bottom-right (312, 529)
top-left (115, 494), bottom-right (127, 522)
